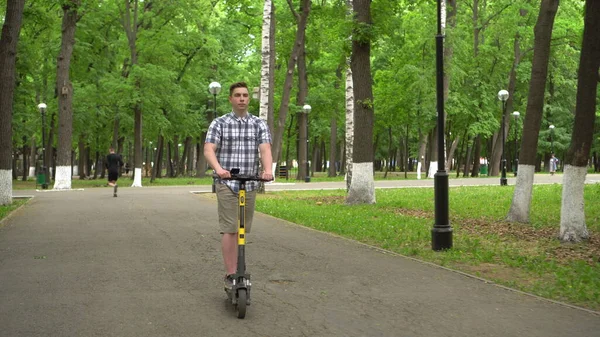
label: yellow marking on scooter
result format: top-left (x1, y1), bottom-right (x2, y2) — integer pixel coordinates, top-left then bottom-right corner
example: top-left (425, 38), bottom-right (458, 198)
top-left (238, 227), bottom-right (245, 245)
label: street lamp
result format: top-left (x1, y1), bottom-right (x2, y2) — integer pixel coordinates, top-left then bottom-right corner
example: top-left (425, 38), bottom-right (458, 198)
top-left (37, 103), bottom-right (48, 189)
top-left (431, 0), bottom-right (452, 251)
top-left (512, 111), bottom-right (520, 176)
top-left (208, 82), bottom-right (221, 193)
top-left (549, 124), bottom-right (555, 154)
top-left (498, 89), bottom-right (509, 186)
top-left (208, 82), bottom-right (221, 120)
top-left (302, 104), bottom-right (311, 183)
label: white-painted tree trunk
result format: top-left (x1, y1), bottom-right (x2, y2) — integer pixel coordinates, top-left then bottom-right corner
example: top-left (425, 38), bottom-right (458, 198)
top-left (53, 165), bottom-right (72, 190)
top-left (0, 170), bottom-right (12, 205)
top-left (506, 164), bottom-right (535, 223)
top-left (417, 162), bottom-right (422, 179)
top-left (427, 161), bottom-right (438, 178)
top-left (559, 165), bottom-right (589, 242)
top-left (344, 0), bottom-right (354, 191)
top-left (132, 168), bottom-right (143, 187)
top-left (346, 162), bottom-right (375, 204)
top-left (28, 167), bottom-right (36, 178)
top-left (259, 0), bottom-right (272, 122)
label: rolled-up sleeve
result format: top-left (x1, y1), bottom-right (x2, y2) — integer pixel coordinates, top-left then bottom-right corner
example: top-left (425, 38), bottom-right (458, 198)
top-left (258, 120), bottom-right (272, 144)
top-left (205, 120), bottom-right (220, 145)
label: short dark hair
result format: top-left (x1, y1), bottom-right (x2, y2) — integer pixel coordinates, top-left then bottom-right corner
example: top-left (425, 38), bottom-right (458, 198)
top-left (229, 82), bottom-right (248, 96)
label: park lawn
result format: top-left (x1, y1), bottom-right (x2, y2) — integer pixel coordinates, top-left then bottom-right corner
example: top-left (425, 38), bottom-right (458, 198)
top-left (255, 184), bottom-right (600, 311)
top-left (0, 199), bottom-right (29, 227)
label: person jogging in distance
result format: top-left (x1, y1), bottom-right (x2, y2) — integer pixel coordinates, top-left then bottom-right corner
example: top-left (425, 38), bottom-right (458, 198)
top-left (105, 147), bottom-right (124, 197)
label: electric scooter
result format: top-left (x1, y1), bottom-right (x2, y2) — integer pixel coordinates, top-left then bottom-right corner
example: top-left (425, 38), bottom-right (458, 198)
top-left (215, 169), bottom-right (271, 319)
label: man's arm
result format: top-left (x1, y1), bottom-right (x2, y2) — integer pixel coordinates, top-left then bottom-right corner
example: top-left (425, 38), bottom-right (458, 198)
top-left (203, 142), bottom-right (230, 178)
top-left (259, 143), bottom-right (273, 180)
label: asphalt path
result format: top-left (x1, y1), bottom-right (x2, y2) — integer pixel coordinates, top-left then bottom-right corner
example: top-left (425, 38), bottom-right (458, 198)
top-left (1, 174), bottom-right (599, 336)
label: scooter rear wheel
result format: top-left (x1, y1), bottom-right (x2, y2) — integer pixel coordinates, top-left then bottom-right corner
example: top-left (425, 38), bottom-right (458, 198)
top-left (236, 289), bottom-right (247, 319)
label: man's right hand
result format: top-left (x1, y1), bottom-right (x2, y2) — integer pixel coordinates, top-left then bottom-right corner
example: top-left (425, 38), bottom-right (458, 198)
top-left (215, 168), bottom-right (231, 179)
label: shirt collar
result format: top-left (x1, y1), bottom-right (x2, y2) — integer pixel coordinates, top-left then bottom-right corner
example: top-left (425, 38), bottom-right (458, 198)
top-left (229, 111), bottom-right (250, 122)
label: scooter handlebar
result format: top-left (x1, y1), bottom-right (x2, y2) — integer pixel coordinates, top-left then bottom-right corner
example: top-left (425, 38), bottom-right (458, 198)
top-left (212, 173), bottom-right (273, 183)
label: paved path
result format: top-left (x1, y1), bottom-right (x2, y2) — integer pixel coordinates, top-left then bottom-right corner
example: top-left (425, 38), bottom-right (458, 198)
top-left (2, 176), bottom-right (599, 336)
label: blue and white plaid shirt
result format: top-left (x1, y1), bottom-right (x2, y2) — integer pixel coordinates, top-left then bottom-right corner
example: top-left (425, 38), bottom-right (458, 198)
top-left (205, 112), bottom-right (272, 192)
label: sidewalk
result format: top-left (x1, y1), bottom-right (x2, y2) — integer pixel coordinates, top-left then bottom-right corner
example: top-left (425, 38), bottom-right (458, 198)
top-left (1, 184), bottom-right (599, 336)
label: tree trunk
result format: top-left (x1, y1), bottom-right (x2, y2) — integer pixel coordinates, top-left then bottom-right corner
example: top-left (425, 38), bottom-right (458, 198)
top-left (271, 0), bottom-right (310, 167)
top-left (296, 32), bottom-right (309, 181)
top-left (329, 115), bottom-right (337, 177)
top-left (471, 135), bottom-right (481, 177)
top-left (0, 0), bottom-right (25, 204)
top-left (346, 0), bottom-right (375, 205)
top-left (507, 0), bottom-right (559, 223)
top-left (122, 0), bottom-right (144, 187)
top-left (29, 137), bottom-right (37, 178)
top-left (260, 0), bottom-right (275, 136)
top-left (53, 1), bottom-right (79, 189)
top-left (559, 0), bottom-right (599, 242)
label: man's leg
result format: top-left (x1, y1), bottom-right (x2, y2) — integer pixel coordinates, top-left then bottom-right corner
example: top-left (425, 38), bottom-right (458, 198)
top-left (222, 233), bottom-right (238, 275)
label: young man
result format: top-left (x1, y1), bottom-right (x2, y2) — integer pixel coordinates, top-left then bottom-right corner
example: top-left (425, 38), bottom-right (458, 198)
top-left (105, 147), bottom-right (124, 197)
top-left (204, 82), bottom-right (273, 290)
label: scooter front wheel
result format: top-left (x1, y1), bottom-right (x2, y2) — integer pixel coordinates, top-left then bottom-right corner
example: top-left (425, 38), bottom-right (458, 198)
top-left (236, 289), bottom-right (247, 319)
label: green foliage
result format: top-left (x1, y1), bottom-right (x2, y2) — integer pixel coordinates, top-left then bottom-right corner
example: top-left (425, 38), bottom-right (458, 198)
top-left (7, 0), bottom-right (592, 173)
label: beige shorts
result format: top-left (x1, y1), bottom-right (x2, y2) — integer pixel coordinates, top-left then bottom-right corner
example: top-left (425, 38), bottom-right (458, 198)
top-left (216, 183), bottom-right (256, 234)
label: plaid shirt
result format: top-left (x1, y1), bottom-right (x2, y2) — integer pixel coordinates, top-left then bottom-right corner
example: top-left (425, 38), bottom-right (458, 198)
top-left (205, 112), bottom-right (272, 192)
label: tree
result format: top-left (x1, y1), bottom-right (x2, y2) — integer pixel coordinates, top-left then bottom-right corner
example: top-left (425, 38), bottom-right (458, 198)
top-left (506, 0), bottom-right (559, 223)
top-left (271, 0), bottom-right (311, 168)
top-left (346, 0), bottom-right (374, 205)
top-left (53, 0), bottom-right (81, 190)
top-left (0, 0), bottom-right (25, 205)
top-left (559, 0), bottom-right (600, 242)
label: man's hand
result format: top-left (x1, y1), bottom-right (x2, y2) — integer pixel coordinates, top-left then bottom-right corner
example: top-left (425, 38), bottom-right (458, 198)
top-left (261, 171), bottom-right (274, 181)
top-left (216, 168), bottom-right (231, 179)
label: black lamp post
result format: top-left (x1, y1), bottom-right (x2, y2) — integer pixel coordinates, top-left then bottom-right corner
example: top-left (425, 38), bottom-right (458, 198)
top-left (431, 0), bottom-right (452, 251)
top-left (512, 111), bottom-right (520, 176)
top-left (497, 89), bottom-right (509, 186)
top-left (208, 82), bottom-right (221, 193)
top-left (38, 103), bottom-right (48, 189)
top-left (549, 124), bottom-right (555, 154)
top-left (302, 104), bottom-right (311, 183)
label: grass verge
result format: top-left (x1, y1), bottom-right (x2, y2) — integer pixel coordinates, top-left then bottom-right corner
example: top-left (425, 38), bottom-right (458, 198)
top-left (255, 183), bottom-right (600, 310)
top-left (0, 199), bottom-right (29, 225)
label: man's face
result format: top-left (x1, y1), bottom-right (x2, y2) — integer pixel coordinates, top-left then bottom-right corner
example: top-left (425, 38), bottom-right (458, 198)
top-left (229, 87), bottom-right (250, 114)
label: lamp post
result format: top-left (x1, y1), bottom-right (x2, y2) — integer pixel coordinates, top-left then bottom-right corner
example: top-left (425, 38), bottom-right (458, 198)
top-left (549, 124), bottom-right (555, 154)
top-left (37, 103), bottom-right (48, 189)
top-left (512, 111), bottom-right (520, 176)
top-left (208, 82), bottom-right (221, 120)
top-left (497, 89), bottom-right (509, 186)
top-left (431, 0), bottom-right (452, 251)
top-left (302, 104), bottom-right (311, 183)
top-left (208, 82), bottom-right (221, 193)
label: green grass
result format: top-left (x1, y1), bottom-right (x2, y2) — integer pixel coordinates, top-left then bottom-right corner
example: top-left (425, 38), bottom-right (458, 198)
top-left (255, 184), bottom-right (600, 310)
top-left (0, 199), bottom-right (29, 224)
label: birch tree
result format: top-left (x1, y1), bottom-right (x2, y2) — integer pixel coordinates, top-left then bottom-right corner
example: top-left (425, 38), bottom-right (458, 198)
top-left (559, 0), bottom-right (600, 243)
top-left (345, 0), bottom-right (354, 190)
top-left (346, 0), bottom-right (374, 204)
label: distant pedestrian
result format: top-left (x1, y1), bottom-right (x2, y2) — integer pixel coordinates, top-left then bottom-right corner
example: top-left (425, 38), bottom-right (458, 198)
top-left (549, 153), bottom-right (559, 176)
top-left (105, 147), bottom-right (124, 197)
